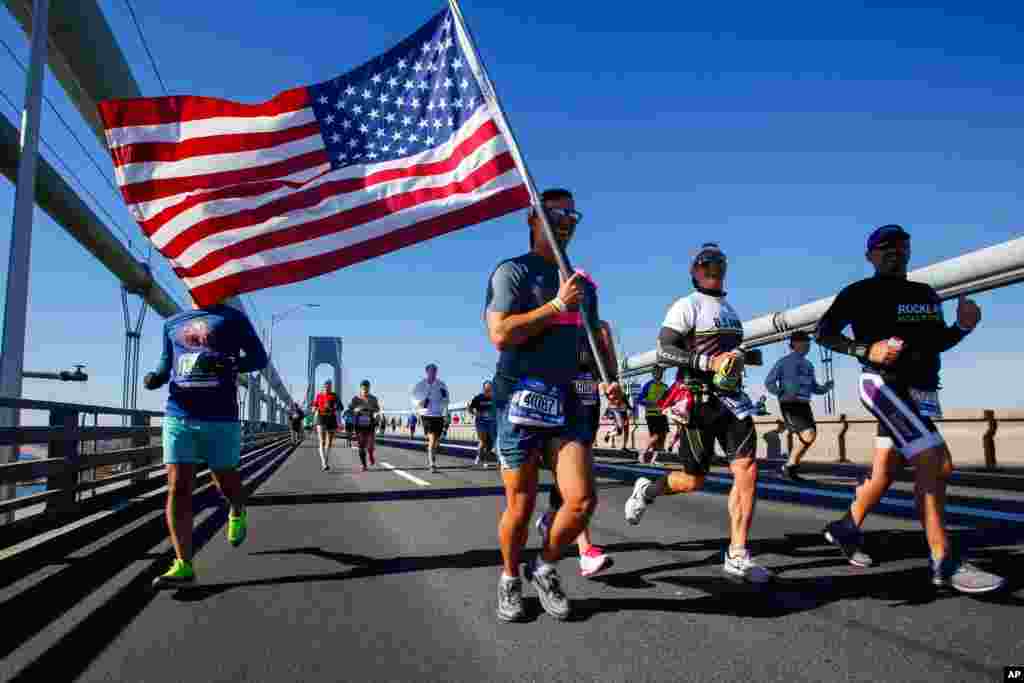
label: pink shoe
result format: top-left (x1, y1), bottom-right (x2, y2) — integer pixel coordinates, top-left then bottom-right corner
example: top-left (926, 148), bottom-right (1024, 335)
top-left (579, 546), bottom-right (613, 577)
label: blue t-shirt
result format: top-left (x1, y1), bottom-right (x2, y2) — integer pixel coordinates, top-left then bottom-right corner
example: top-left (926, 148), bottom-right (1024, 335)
top-left (485, 252), bottom-right (599, 386)
top-left (150, 305), bottom-right (268, 421)
top-left (469, 393), bottom-right (495, 424)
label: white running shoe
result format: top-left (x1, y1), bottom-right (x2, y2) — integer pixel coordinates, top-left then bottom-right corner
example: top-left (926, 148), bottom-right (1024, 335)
top-left (624, 478), bottom-right (653, 525)
top-left (723, 549), bottom-right (774, 584)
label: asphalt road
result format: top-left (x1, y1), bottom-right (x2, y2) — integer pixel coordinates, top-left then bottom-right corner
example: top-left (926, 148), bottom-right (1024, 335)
top-left (3, 439), bottom-right (1022, 682)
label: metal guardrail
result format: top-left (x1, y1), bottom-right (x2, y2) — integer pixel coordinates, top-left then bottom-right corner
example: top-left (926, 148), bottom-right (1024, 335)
top-left (379, 408), bottom-right (1023, 472)
top-left (0, 397), bottom-right (289, 532)
top-left (751, 410), bottom-right (1012, 470)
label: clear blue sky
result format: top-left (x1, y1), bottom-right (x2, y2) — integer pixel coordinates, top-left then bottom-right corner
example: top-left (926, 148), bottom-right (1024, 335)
top-left (0, 0), bottom-right (1021, 424)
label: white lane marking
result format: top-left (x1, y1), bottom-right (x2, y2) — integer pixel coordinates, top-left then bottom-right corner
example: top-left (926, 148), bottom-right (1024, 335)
top-left (380, 462), bottom-right (431, 487)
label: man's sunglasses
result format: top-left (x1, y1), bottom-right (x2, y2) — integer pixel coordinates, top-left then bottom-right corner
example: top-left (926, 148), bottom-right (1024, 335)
top-left (545, 207), bottom-right (583, 224)
top-left (872, 239), bottom-right (910, 251)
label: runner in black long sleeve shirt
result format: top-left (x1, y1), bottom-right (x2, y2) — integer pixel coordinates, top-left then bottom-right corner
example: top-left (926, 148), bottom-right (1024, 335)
top-left (817, 224), bottom-right (1003, 594)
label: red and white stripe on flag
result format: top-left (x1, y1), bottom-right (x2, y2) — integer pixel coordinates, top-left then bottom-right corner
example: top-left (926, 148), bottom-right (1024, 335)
top-left (98, 84), bottom-right (529, 305)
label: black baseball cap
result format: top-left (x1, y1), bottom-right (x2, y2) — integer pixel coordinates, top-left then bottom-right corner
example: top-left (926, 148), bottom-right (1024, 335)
top-left (425, 363), bottom-right (438, 371)
top-left (790, 330), bottom-right (811, 343)
top-left (867, 224), bottom-right (910, 251)
top-left (360, 379), bottom-right (370, 387)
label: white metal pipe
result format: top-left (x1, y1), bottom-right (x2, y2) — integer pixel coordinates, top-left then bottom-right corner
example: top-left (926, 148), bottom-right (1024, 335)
top-left (624, 236), bottom-right (1024, 373)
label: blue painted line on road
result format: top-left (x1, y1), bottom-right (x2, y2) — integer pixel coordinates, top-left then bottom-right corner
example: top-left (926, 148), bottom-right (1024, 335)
top-left (591, 462), bottom-right (1024, 524)
top-left (378, 436), bottom-right (1024, 525)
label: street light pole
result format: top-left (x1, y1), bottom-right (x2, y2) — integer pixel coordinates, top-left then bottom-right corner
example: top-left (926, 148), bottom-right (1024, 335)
top-left (268, 303), bottom-right (319, 369)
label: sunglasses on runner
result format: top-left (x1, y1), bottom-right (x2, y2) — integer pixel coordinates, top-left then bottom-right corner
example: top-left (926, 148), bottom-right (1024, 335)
top-left (545, 207), bottom-right (583, 224)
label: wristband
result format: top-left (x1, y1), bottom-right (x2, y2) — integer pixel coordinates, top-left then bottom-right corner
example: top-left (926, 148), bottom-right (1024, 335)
top-left (549, 297), bottom-right (566, 313)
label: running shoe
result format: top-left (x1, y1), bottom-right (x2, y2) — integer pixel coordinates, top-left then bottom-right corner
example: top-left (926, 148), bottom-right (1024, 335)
top-left (152, 558), bottom-right (195, 589)
top-left (780, 464), bottom-right (805, 482)
top-left (932, 556), bottom-right (1006, 593)
top-left (723, 548), bottom-right (774, 583)
top-left (624, 477), bottom-right (653, 525)
top-left (823, 518), bottom-right (874, 568)
top-left (524, 558), bottom-right (571, 620)
top-left (579, 546), bottom-right (613, 578)
top-left (227, 509), bottom-right (248, 547)
top-left (496, 576), bottom-right (526, 623)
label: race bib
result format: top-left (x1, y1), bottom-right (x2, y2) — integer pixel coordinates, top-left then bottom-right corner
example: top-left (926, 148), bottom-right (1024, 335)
top-left (508, 377), bottom-right (565, 428)
top-left (573, 376), bottom-right (599, 406)
top-left (718, 391), bottom-right (756, 420)
top-left (356, 414), bottom-right (372, 427)
top-left (175, 351), bottom-right (232, 389)
top-left (909, 388), bottom-right (942, 418)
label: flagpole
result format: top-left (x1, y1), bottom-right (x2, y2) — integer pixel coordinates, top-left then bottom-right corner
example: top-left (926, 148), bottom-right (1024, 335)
top-left (447, 0), bottom-right (620, 393)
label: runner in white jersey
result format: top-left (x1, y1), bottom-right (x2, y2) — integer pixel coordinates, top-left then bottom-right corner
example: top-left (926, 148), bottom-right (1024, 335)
top-left (624, 243), bottom-right (774, 583)
top-left (411, 363), bottom-right (449, 472)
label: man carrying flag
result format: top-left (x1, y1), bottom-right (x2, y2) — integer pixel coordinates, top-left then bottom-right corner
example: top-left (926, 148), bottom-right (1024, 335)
top-left (486, 188), bottom-right (624, 622)
top-left (98, 5), bottom-right (530, 304)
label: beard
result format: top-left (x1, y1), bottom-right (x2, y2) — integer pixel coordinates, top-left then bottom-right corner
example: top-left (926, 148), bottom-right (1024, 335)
top-left (879, 251), bottom-right (909, 274)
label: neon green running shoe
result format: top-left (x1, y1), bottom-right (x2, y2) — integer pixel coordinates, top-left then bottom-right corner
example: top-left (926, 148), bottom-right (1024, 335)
top-left (152, 559), bottom-right (195, 589)
top-left (227, 509), bottom-right (248, 547)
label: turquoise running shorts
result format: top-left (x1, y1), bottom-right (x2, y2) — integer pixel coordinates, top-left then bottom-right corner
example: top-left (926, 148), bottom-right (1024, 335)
top-left (162, 415), bottom-right (242, 470)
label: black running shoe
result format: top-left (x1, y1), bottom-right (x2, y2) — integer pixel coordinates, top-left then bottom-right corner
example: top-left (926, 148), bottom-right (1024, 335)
top-left (781, 464), bottom-right (805, 482)
top-left (823, 519), bottom-right (874, 568)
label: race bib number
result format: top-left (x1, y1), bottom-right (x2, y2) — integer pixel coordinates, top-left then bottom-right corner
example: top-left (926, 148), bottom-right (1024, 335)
top-left (573, 376), bottom-right (599, 406)
top-left (175, 352), bottom-right (230, 389)
top-left (909, 388), bottom-right (942, 418)
top-left (718, 391), bottom-right (756, 420)
top-left (508, 378), bottom-right (565, 428)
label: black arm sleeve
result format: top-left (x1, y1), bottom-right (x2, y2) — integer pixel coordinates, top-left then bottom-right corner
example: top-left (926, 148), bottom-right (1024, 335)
top-left (815, 289), bottom-right (869, 360)
top-left (656, 327), bottom-right (703, 370)
top-left (933, 324), bottom-right (968, 353)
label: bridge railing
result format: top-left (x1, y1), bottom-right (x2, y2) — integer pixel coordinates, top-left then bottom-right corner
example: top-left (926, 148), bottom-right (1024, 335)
top-left (0, 397), bottom-right (290, 535)
top-left (378, 407), bottom-right (1024, 471)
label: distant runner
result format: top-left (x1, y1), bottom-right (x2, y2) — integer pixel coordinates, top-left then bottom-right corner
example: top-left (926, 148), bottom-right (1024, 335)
top-left (312, 380), bottom-right (341, 471)
top-left (349, 380), bottom-right (382, 471)
top-left (411, 363), bottom-right (450, 472)
top-left (637, 366), bottom-right (670, 464)
top-left (764, 330), bottom-right (833, 481)
top-left (469, 381), bottom-right (496, 467)
top-left (288, 402), bottom-right (305, 445)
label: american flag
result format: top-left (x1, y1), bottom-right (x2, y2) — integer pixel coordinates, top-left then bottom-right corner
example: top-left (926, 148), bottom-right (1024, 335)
top-left (98, 8), bottom-right (530, 306)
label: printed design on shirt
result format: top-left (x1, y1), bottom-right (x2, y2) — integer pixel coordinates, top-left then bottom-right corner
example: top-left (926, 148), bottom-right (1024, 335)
top-left (896, 303), bottom-right (942, 323)
top-left (694, 312), bottom-right (743, 337)
top-left (179, 319), bottom-right (214, 348)
top-left (687, 306), bottom-right (743, 356)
